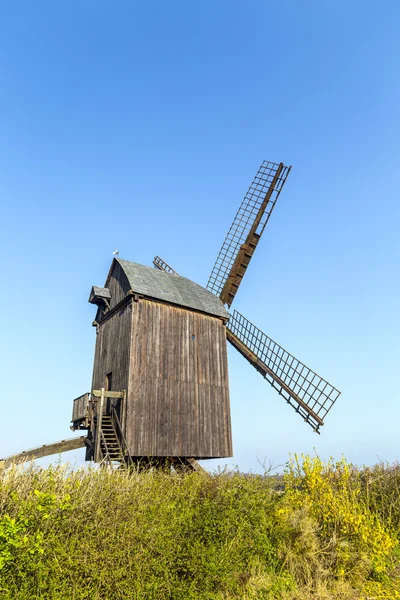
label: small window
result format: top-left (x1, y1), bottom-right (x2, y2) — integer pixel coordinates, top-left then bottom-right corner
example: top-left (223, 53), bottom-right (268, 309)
top-left (191, 334), bottom-right (196, 341)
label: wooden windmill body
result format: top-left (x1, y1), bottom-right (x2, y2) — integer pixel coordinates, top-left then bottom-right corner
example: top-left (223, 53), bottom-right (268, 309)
top-left (87, 259), bottom-right (232, 460)
top-left (2, 160), bottom-right (341, 468)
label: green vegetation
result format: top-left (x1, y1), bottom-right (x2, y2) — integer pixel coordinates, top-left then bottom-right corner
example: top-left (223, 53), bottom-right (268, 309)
top-left (0, 456), bottom-right (400, 599)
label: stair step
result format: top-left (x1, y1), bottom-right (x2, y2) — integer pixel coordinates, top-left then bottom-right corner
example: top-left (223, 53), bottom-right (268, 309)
top-left (102, 441), bottom-right (118, 445)
top-left (97, 416), bottom-right (128, 465)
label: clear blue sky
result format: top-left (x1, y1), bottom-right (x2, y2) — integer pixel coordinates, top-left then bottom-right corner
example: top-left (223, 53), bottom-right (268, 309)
top-left (1, 1), bottom-right (399, 472)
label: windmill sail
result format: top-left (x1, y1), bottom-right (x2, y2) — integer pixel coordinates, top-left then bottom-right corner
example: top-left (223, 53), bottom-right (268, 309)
top-left (207, 161), bottom-right (291, 307)
top-left (153, 256), bottom-right (178, 275)
top-left (226, 310), bottom-right (340, 431)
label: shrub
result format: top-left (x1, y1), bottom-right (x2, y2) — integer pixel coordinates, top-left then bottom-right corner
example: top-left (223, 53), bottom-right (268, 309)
top-left (283, 455), bottom-right (396, 580)
top-left (0, 456), bottom-right (398, 599)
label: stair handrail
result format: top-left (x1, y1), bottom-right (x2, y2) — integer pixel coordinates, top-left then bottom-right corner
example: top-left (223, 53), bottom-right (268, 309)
top-left (111, 407), bottom-right (133, 467)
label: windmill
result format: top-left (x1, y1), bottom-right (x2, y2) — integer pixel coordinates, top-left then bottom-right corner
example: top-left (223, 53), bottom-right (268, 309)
top-left (1, 160), bottom-right (340, 470)
top-left (154, 161), bottom-right (340, 434)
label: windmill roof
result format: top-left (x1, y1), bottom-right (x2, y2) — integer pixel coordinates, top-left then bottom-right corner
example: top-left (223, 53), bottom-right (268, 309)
top-left (116, 258), bottom-right (229, 319)
top-left (90, 286), bottom-right (112, 300)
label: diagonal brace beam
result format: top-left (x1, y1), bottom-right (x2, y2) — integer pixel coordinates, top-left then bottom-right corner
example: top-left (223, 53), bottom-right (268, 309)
top-left (1, 436), bottom-right (88, 465)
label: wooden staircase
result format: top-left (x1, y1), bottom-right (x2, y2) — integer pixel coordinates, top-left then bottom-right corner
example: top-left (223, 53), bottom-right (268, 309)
top-left (99, 415), bottom-right (126, 464)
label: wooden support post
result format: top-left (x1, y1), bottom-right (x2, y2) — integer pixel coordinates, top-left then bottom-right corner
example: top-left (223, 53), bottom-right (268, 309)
top-left (94, 387), bottom-right (105, 463)
top-left (121, 390), bottom-right (126, 437)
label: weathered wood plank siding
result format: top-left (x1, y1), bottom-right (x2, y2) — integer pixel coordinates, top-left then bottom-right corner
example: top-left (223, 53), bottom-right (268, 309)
top-left (91, 302), bottom-right (132, 401)
top-left (125, 299), bottom-right (232, 458)
top-left (106, 261), bottom-right (131, 310)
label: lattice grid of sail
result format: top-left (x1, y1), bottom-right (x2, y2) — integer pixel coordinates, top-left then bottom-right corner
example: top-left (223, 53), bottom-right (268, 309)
top-left (153, 256), bottom-right (178, 275)
top-left (207, 161), bottom-right (290, 299)
top-left (227, 310), bottom-right (341, 430)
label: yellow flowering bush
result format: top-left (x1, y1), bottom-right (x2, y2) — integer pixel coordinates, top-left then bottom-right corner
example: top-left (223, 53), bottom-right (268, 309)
top-left (362, 580), bottom-right (400, 599)
top-left (283, 455), bottom-right (396, 579)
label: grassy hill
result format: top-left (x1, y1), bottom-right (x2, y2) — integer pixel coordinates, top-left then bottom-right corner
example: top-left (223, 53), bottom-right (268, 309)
top-left (0, 456), bottom-right (399, 599)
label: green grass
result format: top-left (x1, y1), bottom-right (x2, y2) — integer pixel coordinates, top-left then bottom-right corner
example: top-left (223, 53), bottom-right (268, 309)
top-left (0, 457), bottom-right (399, 599)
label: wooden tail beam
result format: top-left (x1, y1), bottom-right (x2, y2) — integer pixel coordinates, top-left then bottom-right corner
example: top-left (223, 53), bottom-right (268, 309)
top-left (0, 436), bottom-right (87, 465)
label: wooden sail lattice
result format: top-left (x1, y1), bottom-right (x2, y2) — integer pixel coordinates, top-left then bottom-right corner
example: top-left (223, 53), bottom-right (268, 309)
top-left (207, 160), bottom-right (291, 306)
top-left (227, 310), bottom-right (340, 431)
top-left (153, 256), bottom-right (178, 274)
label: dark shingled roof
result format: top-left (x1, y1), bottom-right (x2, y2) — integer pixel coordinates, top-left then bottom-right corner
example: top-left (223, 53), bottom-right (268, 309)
top-left (116, 258), bottom-right (229, 319)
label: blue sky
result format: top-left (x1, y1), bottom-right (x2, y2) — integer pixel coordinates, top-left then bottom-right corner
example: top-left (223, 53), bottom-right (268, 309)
top-left (1, 1), bottom-right (399, 472)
